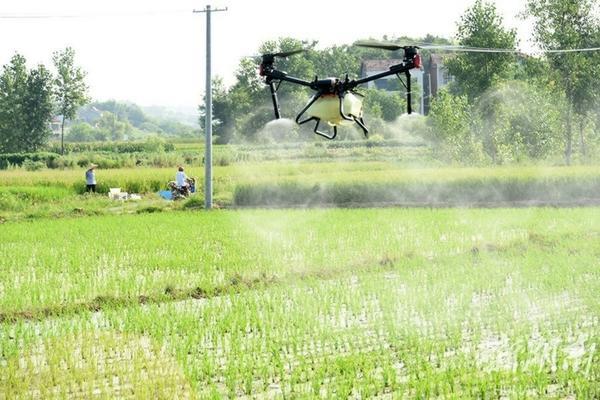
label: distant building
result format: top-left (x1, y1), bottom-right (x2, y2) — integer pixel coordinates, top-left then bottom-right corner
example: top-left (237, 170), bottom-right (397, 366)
top-left (360, 54), bottom-right (453, 114)
top-left (50, 116), bottom-right (63, 138)
top-left (425, 54), bottom-right (454, 113)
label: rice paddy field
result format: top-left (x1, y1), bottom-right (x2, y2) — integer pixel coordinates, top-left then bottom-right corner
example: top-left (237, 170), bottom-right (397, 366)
top-left (1, 163), bottom-right (599, 222)
top-left (1, 208), bottom-right (599, 398)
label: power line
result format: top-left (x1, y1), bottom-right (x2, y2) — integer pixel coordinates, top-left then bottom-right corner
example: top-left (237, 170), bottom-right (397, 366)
top-left (0, 10), bottom-right (190, 19)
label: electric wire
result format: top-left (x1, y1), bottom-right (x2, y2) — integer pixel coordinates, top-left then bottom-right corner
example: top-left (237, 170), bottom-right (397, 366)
top-left (0, 10), bottom-right (190, 19)
top-left (423, 45), bottom-right (600, 54)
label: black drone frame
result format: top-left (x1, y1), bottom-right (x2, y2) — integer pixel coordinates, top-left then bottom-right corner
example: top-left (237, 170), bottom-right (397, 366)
top-left (259, 47), bottom-right (421, 140)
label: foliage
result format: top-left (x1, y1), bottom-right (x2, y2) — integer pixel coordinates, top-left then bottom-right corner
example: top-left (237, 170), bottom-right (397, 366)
top-left (78, 101), bottom-right (199, 139)
top-left (96, 111), bottom-right (133, 141)
top-left (425, 89), bottom-right (485, 163)
top-left (53, 140), bottom-right (175, 154)
top-left (53, 47), bottom-right (90, 153)
top-left (67, 122), bottom-right (109, 142)
top-left (362, 88), bottom-right (406, 122)
top-left (85, 100), bottom-right (147, 127)
top-left (525, 0), bottom-right (600, 164)
top-left (445, 0), bottom-right (518, 101)
top-left (0, 152), bottom-right (60, 170)
top-left (233, 172), bottom-right (600, 206)
top-left (475, 81), bottom-right (564, 163)
top-left (0, 54), bottom-right (55, 153)
top-left (425, 80), bottom-right (568, 164)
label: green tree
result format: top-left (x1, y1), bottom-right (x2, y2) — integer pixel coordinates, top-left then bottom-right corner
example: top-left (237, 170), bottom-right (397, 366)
top-left (93, 100), bottom-right (147, 127)
top-left (475, 81), bottom-right (563, 162)
top-left (0, 54), bottom-right (28, 153)
top-left (362, 89), bottom-right (406, 122)
top-left (425, 89), bottom-right (484, 163)
top-left (199, 77), bottom-right (236, 143)
top-left (445, 0), bottom-right (518, 101)
top-left (525, 0), bottom-right (600, 164)
top-left (0, 54), bottom-right (54, 153)
top-left (53, 47), bottom-right (90, 154)
top-left (66, 122), bottom-right (97, 142)
top-left (96, 112), bottom-right (132, 141)
top-left (24, 65), bottom-right (55, 151)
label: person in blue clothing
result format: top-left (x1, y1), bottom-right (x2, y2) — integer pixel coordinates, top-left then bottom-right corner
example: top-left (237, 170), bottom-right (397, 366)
top-left (85, 164), bottom-right (97, 193)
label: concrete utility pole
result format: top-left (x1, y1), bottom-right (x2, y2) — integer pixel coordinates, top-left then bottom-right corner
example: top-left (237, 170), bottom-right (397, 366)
top-left (194, 5), bottom-right (227, 209)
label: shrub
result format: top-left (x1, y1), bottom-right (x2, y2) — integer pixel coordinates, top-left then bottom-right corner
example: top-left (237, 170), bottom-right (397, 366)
top-left (136, 206), bottom-right (163, 214)
top-left (22, 159), bottom-right (47, 171)
top-left (0, 152), bottom-right (58, 170)
top-left (182, 196), bottom-right (205, 209)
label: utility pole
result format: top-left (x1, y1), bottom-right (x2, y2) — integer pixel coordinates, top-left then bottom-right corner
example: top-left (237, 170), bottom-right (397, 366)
top-left (194, 4), bottom-right (227, 210)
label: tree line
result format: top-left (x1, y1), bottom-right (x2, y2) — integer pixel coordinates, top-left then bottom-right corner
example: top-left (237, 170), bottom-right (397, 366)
top-left (0, 48), bottom-right (89, 154)
top-left (69, 101), bottom-right (200, 142)
top-left (206, 0), bottom-right (600, 164)
top-left (2, 0), bottom-right (598, 165)
top-left (429, 0), bottom-right (600, 164)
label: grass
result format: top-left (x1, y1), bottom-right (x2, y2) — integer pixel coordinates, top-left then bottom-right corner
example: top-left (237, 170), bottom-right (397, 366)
top-left (0, 163), bottom-right (599, 221)
top-left (0, 207), bottom-right (599, 397)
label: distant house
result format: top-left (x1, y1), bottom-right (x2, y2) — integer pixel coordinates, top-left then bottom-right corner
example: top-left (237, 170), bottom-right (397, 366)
top-left (360, 54), bottom-right (453, 114)
top-left (50, 116), bottom-right (63, 138)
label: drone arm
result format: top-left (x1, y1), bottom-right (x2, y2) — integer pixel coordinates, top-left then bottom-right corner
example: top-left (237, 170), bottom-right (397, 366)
top-left (280, 75), bottom-right (315, 88)
top-left (352, 64), bottom-right (415, 115)
top-left (353, 63), bottom-right (412, 86)
top-left (265, 69), bottom-right (314, 88)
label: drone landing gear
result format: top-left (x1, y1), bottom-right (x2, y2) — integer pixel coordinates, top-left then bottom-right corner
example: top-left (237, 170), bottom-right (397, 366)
top-left (339, 93), bottom-right (369, 138)
top-left (396, 71), bottom-right (413, 115)
top-left (354, 116), bottom-right (369, 138)
top-left (296, 116), bottom-right (337, 140)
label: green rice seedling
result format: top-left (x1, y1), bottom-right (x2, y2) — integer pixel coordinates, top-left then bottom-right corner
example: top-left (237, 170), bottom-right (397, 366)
top-left (0, 207), bottom-right (599, 398)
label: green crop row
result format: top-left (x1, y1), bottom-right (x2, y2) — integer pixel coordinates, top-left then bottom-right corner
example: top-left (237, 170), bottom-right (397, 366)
top-left (1, 207), bottom-right (598, 317)
top-left (1, 207), bottom-right (599, 398)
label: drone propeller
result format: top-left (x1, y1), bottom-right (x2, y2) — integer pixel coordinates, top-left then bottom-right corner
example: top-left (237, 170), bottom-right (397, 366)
top-left (355, 41), bottom-right (408, 51)
top-left (356, 40), bottom-right (600, 54)
top-left (355, 40), bottom-right (516, 53)
top-left (261, 48), bottom-right (306, 63)
top-left (270, 49), bottom-right (306, 58)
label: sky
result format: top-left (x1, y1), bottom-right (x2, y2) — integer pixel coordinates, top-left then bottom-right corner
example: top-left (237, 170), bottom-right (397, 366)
top-left (0, 0), bottom-right (532, 109)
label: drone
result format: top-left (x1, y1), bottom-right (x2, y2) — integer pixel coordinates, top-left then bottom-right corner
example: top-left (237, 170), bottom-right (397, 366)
top-left (259, 40), bottom-right (600, 140)
top-left (259, 44), bottom-right (423, 140)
